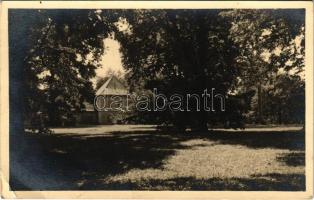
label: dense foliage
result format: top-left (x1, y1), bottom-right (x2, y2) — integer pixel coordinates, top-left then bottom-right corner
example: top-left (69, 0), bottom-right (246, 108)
top-left (115, 9), bottom-right (305, 129)
top-left (9, 9), bottom-right (305, 132)
top-left (10, 9), bottom-right (117, 131)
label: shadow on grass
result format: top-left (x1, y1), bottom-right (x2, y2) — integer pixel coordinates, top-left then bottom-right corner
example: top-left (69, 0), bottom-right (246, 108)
top-left (10, 127), bottom-right (305, 190)
top-left (277, 152), bottom-right (305, 166)
top-left (79, 173), bottom-right (305, 191)
top-left (205, 130), bottom-right (304, 151)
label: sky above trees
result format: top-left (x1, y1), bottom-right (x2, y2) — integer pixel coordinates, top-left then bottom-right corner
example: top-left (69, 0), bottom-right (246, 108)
top-left (96, 38), bottom-right (124, 78)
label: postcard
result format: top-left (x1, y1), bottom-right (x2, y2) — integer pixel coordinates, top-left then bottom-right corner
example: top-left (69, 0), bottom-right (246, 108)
top-left (0, 1), bottom-right (313, 199)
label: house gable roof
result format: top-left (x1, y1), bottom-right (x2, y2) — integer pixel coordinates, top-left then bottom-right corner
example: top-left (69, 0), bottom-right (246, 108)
top-left (96, 75), bottom-right (128, 96)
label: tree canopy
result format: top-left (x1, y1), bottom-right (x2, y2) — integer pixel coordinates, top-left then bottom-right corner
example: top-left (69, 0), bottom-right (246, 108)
top-left (9, 9), bottom-right (305, 132)
top-left (220, 9), bottom-right (305, 123)
top-left (114, 9), bottom-right (304, 129)
top-left (10, 9), bottom-right (117, 130)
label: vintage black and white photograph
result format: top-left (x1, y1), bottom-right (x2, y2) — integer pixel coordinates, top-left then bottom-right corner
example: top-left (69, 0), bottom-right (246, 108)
top-left (1, 1), bottom-right (313, 198)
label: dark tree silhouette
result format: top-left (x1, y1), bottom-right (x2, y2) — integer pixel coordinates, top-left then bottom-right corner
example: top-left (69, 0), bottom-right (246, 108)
top-left (221, 10), bottom-right (305, 124)
top-left (115, 10), bottom-right (253, 130)
top-left (10, 9), bottom-right (117, 130)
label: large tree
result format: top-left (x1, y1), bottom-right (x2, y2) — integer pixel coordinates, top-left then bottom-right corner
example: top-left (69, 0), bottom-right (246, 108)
top-left (10, 9), bottom-right (117, 131)
top-left (115, 10), bottom-right (252, 130)
top-left (220, 9), bottom-right (305, 123)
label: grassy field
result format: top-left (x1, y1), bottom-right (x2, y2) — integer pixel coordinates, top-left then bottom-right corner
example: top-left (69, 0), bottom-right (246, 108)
top-left (11, 125), bottom-right (305, 190)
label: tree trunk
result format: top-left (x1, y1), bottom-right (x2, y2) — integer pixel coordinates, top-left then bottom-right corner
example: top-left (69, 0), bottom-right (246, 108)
top-left (257, 84), bottom-right (263, 124)
top-left (278, 106), bottom-right (282, 124)
top-left (191, 110), bottom-right (208, 132)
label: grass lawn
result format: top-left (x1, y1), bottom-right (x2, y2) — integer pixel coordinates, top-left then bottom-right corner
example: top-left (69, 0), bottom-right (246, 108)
top-left (10, 125), bottom-right (305, 190)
